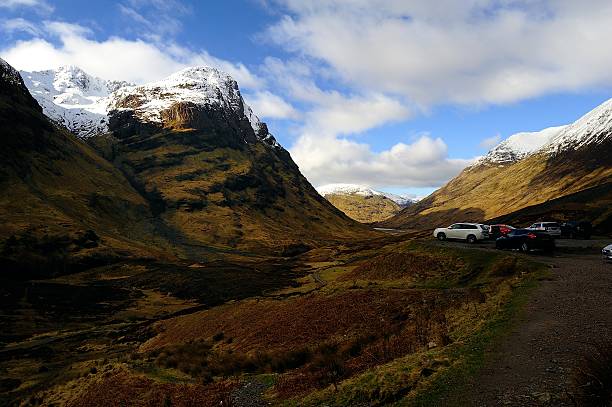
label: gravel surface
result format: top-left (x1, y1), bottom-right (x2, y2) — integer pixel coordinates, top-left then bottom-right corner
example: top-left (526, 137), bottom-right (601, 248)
top-left (448, 252), bottom-right (612, 406)
top-left (230, 379), bottom-right (271, 407)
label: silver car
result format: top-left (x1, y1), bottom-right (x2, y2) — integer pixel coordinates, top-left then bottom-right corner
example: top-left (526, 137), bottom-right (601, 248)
top-left (603, 244), bottom-right (612, 262)
top-left (528, 222), bottom-right (562, 238)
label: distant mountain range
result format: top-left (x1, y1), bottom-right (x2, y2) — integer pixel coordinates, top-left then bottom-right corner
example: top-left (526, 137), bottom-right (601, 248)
top-left (381, 98), bottom-right (612, 232)
top-left (316, 183), bottom-right (418, 223)
top-left (1, 59), bottom-right (368, 277)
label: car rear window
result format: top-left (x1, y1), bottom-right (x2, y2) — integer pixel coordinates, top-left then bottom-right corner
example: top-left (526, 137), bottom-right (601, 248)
top-left (543, 222), bottom-right (559, 227)
top-left (511, 229), bottom-right (529, 236)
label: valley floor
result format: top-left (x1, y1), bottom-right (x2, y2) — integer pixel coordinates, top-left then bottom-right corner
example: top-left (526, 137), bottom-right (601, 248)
top-left (1, 235), bottom-right (610, 406)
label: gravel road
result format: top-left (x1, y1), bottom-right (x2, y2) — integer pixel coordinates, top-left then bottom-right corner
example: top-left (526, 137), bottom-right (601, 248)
top-left (447, 251), bottom-right (612, 406)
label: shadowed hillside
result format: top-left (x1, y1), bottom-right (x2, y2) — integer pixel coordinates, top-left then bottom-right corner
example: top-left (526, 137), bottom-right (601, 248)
top-left (0, 59), bottom-right (168, 278)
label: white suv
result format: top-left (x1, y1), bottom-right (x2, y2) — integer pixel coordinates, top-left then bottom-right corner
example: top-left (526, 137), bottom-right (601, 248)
top-left (528, 222), bottom-right (561, 238)
top-left (433, 223), bottom-right (489, 243)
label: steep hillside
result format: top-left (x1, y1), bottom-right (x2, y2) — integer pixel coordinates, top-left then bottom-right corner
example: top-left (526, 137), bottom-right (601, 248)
top-left (381, 99), bottom-right (612, 231)
top-left (0, 59), bottom-right (166, 278)
top-left (317, 184), bottom-right (414, 223)
top-left (79, 67), bottom-right (366, 253)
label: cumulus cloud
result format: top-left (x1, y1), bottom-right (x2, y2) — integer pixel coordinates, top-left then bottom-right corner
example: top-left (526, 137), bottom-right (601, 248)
top-left (291, 133), bottom-right (472, 188)
top-left (479, 134), bottom-right (502, 149)
top-left (260, 56), bottom-right (466, 189)
top-left (266, 0), bottom-right (612, 106)
top-left (0, 20), bottom-right (262, 87)
top-left (244, 91), bottom-right (300, 120)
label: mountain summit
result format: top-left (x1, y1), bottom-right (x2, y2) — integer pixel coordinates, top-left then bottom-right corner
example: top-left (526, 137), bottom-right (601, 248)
top-left (20, 65), bottom-right (278, 146)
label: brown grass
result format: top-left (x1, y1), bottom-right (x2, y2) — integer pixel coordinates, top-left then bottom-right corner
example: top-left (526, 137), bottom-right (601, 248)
top-left (324, 193), bottom-right (401, 223)
top-left (339, 251), bottom-right (463, 282)
top-left (65, 367), bottom-right (236, 407)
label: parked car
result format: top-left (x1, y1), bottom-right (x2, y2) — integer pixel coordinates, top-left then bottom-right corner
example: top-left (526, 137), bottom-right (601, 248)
top-left (528, 222), bottom-right (562, 238)
top-left (603, 244), bottom-right (612, 262)
top-left (495, 229), bottom-right (555, 252)
top-left (433, 223), bottom-right (489, 243)
top-left (560, 221), bottom-right (592, 239)
top-left (488, 224), bottom-right (515, 239)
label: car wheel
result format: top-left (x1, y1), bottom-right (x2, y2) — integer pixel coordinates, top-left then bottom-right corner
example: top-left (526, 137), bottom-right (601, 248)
top-left (437, 232), bottom-right (446, 241)
top-left (467, 234), bottom-right (477, 244)
top-left (520, 242), bottom-right (529, 252)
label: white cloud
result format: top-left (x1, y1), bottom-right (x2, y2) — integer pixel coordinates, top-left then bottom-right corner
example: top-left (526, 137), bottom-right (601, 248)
top-left (256, 1), bottom-right (612, 189)
top-left (0, 0), bottom-right (53, 13)
top-left (291, 134), bottom-right (472, 188)
top-left (1, 18), bottom-right (42, 36)
top-left (307, 93), bottom-right (410, 136)
top-left (244, 91), bottom-right (300, 120)
top-left (479, 134), bottom-right (502, 149)
top-left (267, 0), bottom-right (612, 106)
top-left (0, 20), bottom-right (262, 87)
top-left (260, 56), bottom-right (465, 189)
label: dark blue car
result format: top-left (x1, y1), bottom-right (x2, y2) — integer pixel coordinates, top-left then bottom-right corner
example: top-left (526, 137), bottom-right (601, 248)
top-left (495, 229), bottom-right (555, 253)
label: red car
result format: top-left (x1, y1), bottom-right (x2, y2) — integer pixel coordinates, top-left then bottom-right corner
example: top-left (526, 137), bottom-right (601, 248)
top-left (489, 224), bottom-right (515, 239)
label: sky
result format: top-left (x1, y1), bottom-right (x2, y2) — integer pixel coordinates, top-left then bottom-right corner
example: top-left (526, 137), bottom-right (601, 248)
top-left (1, 0), bottom-right (612, 198)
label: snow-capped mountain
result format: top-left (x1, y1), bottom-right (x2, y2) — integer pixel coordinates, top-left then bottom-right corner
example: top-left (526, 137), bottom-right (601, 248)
top-left (478, 126), bottom-right (567, 165)
top-left (109, 67), bottom-right (267, 136)
top-left (544, 98), bottom-right (612, 154)
top-left (478, 98), bottom-right (612, 166)
top-left (20, 66), bottom-right (131, 138)
top-left (19, 65), bottom-right (277, 147)
top-left (317, 183), bottom-right (417, 206)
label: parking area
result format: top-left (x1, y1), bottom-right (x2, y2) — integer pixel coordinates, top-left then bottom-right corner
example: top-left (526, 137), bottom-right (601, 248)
top-left (432, 236), bottom-right (610, 256)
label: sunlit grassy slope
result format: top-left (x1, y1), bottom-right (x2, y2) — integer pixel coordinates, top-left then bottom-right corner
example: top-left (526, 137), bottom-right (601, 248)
top-left (323, 193), bottom-right (402, 223)
top-left (88, 105), bottom-right (371, 255)
top-left (381, 143), bottom-right (612, 231)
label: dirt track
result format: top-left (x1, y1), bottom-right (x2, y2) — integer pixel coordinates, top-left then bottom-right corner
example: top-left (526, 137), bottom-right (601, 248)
top-left (445, 247), bottom-right (612, 406)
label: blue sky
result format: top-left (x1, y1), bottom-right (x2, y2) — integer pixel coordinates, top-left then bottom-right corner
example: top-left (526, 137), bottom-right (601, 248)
top-left (2, 0), bottom-right (612, 198)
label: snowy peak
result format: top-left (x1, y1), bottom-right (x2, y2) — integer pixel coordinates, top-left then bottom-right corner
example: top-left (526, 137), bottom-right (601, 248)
top-left (19, 64), bottom-right (275, 146)
top-left (19, 66), bottom-right (130, 137)
top-left (478, 98), bottom-right (612, 166)
top-left (317, 183), bottom-right (417, 206)
top-left (109, 66), bottom-right (252, 126)
top-left (478, 126), bottom-right (567, 165)
top-left (544, 98), bottom-right (612, 154)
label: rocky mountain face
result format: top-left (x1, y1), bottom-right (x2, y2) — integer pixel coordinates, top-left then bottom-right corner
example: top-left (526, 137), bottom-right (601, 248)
top-left (0, 59), bottom-right (166, 278)
top-left (13, 62), bottom-right (365, 257)
top-left (380, 99), bottom-right (612, 231)
top-left (317, 184), bottom-right (415, 223)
